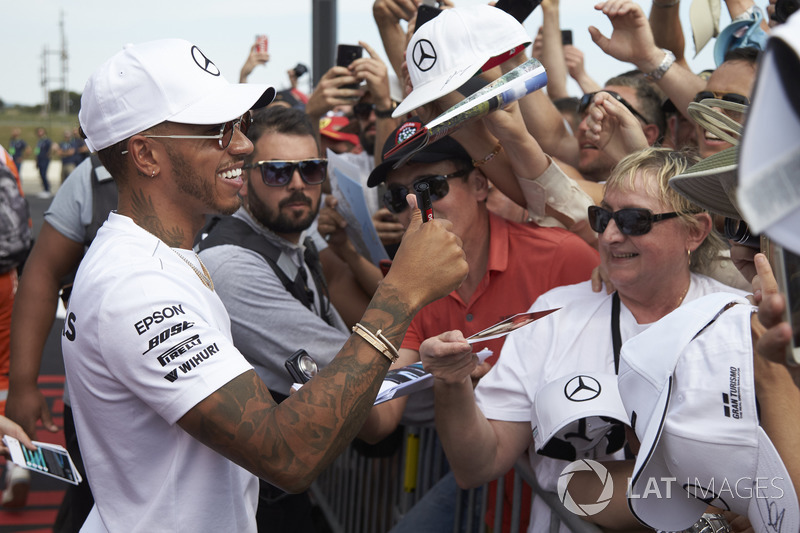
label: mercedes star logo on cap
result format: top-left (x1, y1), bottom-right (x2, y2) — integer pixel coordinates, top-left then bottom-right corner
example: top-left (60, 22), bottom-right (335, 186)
top-left (564, 375), bottom-right (602, 402)
top-left (412, 39), bottom-right (437, 72)
top-left (191, 45), bottom-right (221, 77)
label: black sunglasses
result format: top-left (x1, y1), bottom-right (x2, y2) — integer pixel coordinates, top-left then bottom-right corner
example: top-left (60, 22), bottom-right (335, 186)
top-left (353, 102), bottom-right (375, 121)
top-left (579, 91), bottom-right (650, 125)
top-left (588, 206), bottom-right (679, 236)
top-left (244, 158), bottom-right (328, 187)
top-left (382, 170), bottom-right (468, 214)
top-left (693, 91), bottom-right (750, 106)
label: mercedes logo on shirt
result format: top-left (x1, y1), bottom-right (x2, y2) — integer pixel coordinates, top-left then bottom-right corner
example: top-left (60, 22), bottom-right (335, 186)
top-left (412, 39), bottom-right (437, 72)
top-left (191, 46), bottom-right (221, 76)
top-left (564, 375), bottom-right (602, 402)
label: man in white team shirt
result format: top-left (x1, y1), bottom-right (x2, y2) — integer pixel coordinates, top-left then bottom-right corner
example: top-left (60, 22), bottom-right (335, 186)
top-left (63, 38), bottom-right (467, 532)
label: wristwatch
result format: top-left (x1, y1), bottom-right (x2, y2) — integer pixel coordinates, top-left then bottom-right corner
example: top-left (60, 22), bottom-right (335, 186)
top-left (643, 49), bottom-right (676, 82)
top-left (375, 101), bottom-right (397, 119)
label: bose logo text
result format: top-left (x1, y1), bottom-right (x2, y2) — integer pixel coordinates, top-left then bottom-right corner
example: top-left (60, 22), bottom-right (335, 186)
top-left (143, 321), bottom-right (195, 355)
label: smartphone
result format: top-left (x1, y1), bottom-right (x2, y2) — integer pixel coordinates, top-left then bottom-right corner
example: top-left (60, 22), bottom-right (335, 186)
top-left (285, 349), bottom-right (319, 384)
top-left (255, 34), bottom-right (268, 53)
top-left (3, 436), bottom-right (83, 485)
top-left (415, 3), bottom-right (442, 33)
top-left (765, 239), bottom-right (800, 366)
top-left (561, 29), bottom-right (573, 46)
top-left (336, 44), bottom-right (364, 90)
top-left (493, 0), bottom-right (543, 23)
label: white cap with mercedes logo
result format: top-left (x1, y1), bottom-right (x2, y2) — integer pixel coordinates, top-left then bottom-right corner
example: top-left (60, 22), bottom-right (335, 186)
top-left (531, 372), bottom-right (629, 462)
top-left (392, 4), bottom-right (531, 118)
top-left (79, 39), bottom-right (275, 153)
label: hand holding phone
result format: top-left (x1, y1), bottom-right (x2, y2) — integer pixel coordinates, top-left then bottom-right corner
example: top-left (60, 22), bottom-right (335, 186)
top-left (561, 29), bottom-right (573, 46)
top-left (415, 3), bottom-right (442, 33)
top-left (493, 0), bottom-right (543, 23)
top-left (336, 44), bottom-right (364, 90)
top-left (766, 241), bottom-right (800, 366)
top-left (3, 436), bottom-right (83, 485)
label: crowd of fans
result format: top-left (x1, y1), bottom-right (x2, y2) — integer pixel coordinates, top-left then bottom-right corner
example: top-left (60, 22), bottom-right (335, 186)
top-left (1, 0), bottom-right (799, 532)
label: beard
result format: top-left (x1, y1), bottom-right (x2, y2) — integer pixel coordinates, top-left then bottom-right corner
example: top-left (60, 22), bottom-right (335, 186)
top-left (165, 145), bottom-right (241, 216)
top-left (359, 128), bottom-right (375, 156)
top-left (247, 188), bottom-right (320, 235)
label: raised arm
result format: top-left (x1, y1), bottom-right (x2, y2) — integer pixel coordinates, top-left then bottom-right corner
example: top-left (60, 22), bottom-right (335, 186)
top-left (539, 0), bottom-right (570, 100)
top-left (178, 206), bottom-right (468, 493)
top-left (589, 0), bottom-right (706, 118)
top-left (6, 222), bottom-right (84, 437)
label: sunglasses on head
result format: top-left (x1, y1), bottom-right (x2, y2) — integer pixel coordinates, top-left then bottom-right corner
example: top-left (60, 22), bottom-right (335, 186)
top-left (579, 91), bottom-right (651, 125)
top-left (244, 158), bottom-right (328, 187)
top-left (693, 91), bottom-right (750, 106)
top-left (353, 102), bottom-right (375, 121)
top-left (382, 170), bottom-right (468, 214)
top-left (142, 111), bottom-right (252, 150)
top-left (588, 206), bottom-right (679, 236)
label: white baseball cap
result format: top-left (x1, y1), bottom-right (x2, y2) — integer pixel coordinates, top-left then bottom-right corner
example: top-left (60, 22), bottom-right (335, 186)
top-left (737, 12), bottom-right (800, 255)
top-left (79, 39), bottom-right (275, 152)
top-left (619, 292), bottom-right (799, 533)
top-left (531, 372), bottom-right (628, 462)
top-left (392, 5), bottom-right (530, 118)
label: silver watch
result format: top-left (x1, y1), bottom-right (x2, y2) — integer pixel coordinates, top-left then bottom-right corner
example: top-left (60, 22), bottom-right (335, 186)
top-left (659, 513), bottom-right (732, 533)
top-left (644, 49), bottom-right (676, 81)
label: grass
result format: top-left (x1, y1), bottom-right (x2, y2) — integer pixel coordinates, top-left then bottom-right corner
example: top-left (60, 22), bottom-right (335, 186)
top-left (0, 109), bottom-right (80, 161)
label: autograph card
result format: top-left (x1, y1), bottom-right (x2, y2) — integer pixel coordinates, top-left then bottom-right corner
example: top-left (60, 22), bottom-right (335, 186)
top-left (466, 308), bottom-right (560, 345)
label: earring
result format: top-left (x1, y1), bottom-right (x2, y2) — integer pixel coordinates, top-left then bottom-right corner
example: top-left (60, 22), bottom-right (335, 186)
top-left (687, 248), bottom-right (692, 267)
top-left (151, 169), bottom-right (156, 178)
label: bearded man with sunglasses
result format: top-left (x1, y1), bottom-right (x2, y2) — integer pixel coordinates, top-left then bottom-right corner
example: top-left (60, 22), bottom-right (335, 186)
top-left (196, 105), bottom-right (349, 532)
top-left (61, 39), bottom-right (468, 533)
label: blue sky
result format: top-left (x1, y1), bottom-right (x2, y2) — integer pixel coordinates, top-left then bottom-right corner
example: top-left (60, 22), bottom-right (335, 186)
top-left (2, 0), bottom-right (750, 107)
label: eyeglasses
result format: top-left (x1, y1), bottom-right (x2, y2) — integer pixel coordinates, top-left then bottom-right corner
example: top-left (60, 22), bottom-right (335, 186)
top-left (588, 206), bottom-right (679, 236)
top-left (579, 91), bottom-right (651, 125)
top-left (353, 102), bottom-right (375, 121)
top-left (142, 111), bottom-right (252, 150)
top-left (693, 91), bottom-right (750, 106)
top-left (382, 170), bottom-right (468, 214)
top-left (244, 158), bottom-right (328, 187)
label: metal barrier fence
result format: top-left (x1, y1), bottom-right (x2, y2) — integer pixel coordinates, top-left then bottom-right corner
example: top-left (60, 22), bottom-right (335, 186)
top-left (310, 426), bottom-right (602, 533)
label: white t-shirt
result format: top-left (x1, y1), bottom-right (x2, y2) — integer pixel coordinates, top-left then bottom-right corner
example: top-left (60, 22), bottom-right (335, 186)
top-left (475, 274), bottom-right (748, 533)
top-left (63, 213), bottom-right (258, 533)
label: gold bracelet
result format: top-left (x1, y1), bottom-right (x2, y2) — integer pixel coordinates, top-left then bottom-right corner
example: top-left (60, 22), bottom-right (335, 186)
top-left (352, 323), bottom-right (399, 363)
top-left (472, 142), bottom-right (502, 168)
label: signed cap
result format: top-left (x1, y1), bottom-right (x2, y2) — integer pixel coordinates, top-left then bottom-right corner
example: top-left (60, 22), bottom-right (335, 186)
top-left (79, 39), bottom-right (275, 152)
top-left (619, 292), bottom-right (798, 533)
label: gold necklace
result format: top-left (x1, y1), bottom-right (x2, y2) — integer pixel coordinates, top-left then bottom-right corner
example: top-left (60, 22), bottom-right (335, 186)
top-left (172, 249), bottom-right (215, 291)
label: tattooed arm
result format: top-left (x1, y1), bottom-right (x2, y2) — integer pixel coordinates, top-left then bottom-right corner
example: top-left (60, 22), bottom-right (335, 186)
top-left (178, 203), bottom-right (468, 492)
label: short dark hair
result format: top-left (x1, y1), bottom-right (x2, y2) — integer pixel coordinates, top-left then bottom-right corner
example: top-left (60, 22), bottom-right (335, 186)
top-left (605, 73), bottom-right (667, 143)
top-left (97, 138), bottom-right (129, 184)
top-left (723, 46), bottom-right (761, 66)
top-left (246, 107), bottom-right (317, 163)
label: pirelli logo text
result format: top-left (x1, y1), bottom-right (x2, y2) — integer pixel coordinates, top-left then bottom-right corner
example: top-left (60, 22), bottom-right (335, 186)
top-left (156, 335), bottom-right (202, 367)
top-left (163, 343), bottom-right (220, 382)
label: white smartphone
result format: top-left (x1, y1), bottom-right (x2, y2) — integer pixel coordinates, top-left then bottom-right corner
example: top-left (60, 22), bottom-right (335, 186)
top-left (765, 239), bottom-right (800, 366)
top-left (3, 436), bottom-right (83, 485)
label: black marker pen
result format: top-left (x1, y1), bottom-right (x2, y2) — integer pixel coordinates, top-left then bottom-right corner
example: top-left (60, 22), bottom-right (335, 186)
top-left (414, 181), bottom-right (434, 222)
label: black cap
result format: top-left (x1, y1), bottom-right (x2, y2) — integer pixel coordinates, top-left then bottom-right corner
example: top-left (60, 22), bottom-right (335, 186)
top-left (366, 118), bottom-right (472, 188)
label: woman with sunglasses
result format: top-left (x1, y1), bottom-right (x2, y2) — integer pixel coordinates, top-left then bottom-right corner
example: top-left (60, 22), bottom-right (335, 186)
top-left (420, 147), bottom-right (749, 533)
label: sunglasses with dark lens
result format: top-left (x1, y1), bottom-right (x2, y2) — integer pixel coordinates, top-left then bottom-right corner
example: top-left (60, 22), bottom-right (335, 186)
top-left (142, 111), bottom-right (252, 150)
top-left (353, 102), bottom-right (375, 120)
top-left (382, 170), bottom-right (468, 214)
top-left (579, 91), bottom-right (651, 125)
top-left (692, 91), bottom-right (750, 106)
top-left (588, 206), bottom-right (679, 236)
top-left (245, 158), bottom-right (328, 187)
